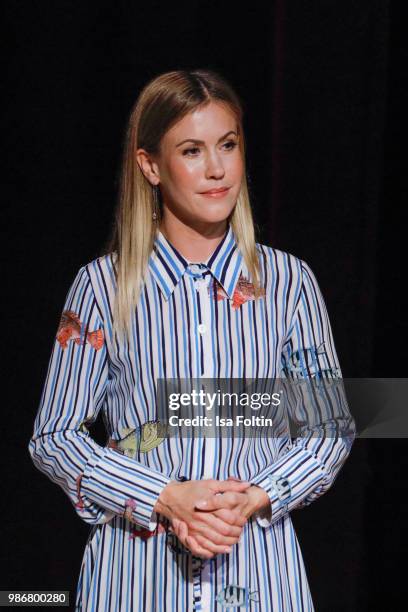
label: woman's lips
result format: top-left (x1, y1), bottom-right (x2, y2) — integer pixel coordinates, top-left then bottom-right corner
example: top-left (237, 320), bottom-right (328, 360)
top-left (199, 187), bottom-right (230, 198)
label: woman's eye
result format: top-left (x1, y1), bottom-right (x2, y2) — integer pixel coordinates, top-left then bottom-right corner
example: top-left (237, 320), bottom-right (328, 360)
top-left (182, 141), bottom-right (237, 156)
top-left (183, 147), bottom-right (200, 156)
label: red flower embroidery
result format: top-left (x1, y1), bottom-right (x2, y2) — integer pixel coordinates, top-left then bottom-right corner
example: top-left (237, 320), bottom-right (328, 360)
top-left (75, 474), bottom-right (85, 509)
top-left (124, 498), bottom-right (165, 539)
top-left (129, 523), bottom-right (166, 541)
top-left (210, 273), bottom-right (265, 310)
top-left (123, 498), bottom-right (138, 523)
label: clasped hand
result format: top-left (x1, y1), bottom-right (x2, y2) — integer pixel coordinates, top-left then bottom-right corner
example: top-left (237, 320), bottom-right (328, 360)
top-left (154, 477), bottom-right (269, 559)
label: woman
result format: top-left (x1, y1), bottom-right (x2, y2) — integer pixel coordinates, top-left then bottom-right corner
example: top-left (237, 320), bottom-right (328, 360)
top-left (28, 69), bottom-right (355, 611)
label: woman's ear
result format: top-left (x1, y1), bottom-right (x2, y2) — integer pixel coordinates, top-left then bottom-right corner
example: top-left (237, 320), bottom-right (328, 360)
top-left (136, 148), bottom-right (160, 186)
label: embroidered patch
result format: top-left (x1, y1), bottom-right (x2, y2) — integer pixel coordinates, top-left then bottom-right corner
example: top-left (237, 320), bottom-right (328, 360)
top-left (75, 474), bottom-right (85, 510)
top-left (124, 500), bottom-right (167, 539)
top-left (129, 522), bottom-right (166, 541)
top-left (108, 420), bottom-right (167, 457)
top-left (282, 341), bottom-right (341, 381)
top-left (123, 498), bottom-right (138, 523)
top-left (215, 585), bottom-right (259, 608)
top-left (267, 475), bottom-right (291, 501)
top-left (209, 273), bottom-right (266, 310)
top-left (56, 310), bottom-right (104, 350)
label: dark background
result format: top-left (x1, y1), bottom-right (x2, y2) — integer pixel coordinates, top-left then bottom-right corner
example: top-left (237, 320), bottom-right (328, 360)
top-left (4, 1), bottom-right (407, 609)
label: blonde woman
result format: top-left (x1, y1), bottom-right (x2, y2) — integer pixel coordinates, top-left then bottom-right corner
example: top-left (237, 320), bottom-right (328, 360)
top-left (28, 69), bottom-right (355, 611)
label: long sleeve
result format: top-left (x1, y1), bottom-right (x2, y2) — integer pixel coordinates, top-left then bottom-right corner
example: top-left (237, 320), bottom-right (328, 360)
top-left (250, 259), bottom-right (356, 528)
top-left (28, 265), bottom-right (170, 530)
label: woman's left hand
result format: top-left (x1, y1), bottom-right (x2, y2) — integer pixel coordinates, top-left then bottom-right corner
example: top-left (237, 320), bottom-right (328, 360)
top-left (195, 483), bottom-right (269, 520)
top-left (171, 479), bottom-right (270, 557)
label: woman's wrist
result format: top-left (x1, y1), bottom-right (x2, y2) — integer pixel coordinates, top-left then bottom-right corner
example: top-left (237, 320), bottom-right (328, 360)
top-left (153, 480), bottom-right (271, 522)
top-left (247, 484), bottom-right (271, 516)
top-left (153, 480), bottom-right (183, 519)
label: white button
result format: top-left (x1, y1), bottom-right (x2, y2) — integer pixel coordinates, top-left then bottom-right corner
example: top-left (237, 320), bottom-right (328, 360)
top-left (190, 264), bottom-right (201, 273)
top-left (197, 323), bottom-right (207, 334)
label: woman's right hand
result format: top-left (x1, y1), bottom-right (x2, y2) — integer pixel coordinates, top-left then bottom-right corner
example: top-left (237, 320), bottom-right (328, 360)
top-left (171, 502), bottom-right (249, 559)
top-left (154, 479), bottom-right (250, 558)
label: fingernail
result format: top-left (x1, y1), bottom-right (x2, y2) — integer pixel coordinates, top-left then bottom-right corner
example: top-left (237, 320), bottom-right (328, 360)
top-left (224, 547), bottom-right (232, 553)
top-left (196, 500), bottom-right (207, 508)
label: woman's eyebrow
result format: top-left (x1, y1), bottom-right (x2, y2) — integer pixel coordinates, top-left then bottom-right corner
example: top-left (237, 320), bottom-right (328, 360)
top-left (176, 130), bottom-right (237, 147)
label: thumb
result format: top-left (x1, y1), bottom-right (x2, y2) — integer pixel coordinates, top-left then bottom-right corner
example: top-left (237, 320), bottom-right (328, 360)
top-left (216, 480), bottom-right (251, 492)
top-left (195, 495), bottom-right (224, 510)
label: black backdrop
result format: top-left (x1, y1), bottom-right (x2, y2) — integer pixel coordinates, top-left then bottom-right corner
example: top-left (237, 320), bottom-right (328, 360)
top-left (3, 1), bottom-right (407, 609)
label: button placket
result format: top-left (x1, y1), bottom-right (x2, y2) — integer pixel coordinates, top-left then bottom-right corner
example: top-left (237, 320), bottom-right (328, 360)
top-left (195, 276), bottom-right (213, 378)
top-left (195, 276), bottom-right (217, 475)
top-left (195, 275), bottom-right (217, 611)
top-left (197, 323), bottom-right (206, 334)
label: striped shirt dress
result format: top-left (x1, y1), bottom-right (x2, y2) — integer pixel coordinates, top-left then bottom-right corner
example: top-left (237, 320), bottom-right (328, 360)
top-left (28, 222), bottom-right (355, 611)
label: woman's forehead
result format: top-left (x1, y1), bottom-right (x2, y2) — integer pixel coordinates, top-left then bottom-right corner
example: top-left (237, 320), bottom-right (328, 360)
top-left (163, 103), bottom-right (238, 144)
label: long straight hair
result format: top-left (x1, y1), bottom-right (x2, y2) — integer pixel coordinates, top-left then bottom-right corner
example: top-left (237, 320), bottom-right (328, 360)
top-left (102, 69), bottom-right (263, 342)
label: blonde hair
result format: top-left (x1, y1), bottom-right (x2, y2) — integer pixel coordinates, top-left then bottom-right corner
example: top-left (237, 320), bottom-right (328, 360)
top-left (102, 69), bottom-right (263, 342)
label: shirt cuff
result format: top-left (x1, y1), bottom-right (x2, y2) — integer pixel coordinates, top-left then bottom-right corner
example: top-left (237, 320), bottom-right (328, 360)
top-left (148, 510), bottom-right (160, 532)
top-left (250, 474), bottom-right (291, 528)
top-left (81, 446), bottom-right (171, 530)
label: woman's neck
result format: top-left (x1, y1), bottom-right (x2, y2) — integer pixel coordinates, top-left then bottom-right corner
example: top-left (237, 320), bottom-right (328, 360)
top-left (159, 217), bottom-right (229, 263)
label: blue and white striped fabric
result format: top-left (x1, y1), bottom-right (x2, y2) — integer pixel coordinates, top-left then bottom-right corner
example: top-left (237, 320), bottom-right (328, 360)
top-left (28, 222), bottom-right (354, 611)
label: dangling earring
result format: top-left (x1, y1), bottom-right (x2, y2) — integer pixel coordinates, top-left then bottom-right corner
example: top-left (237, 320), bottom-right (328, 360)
top-left (152, 184), bottom-right (160, 222)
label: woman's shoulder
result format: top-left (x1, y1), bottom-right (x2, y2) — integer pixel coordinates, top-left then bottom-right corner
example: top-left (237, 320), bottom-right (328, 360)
top-left (255, 242), bottom-right (324, 296)
top-left (79, 252), bottom-right (117, 297)
top-left (81, 250), bottom-right (116, 273)
top-left (255, 241), bottom-right (305, 276)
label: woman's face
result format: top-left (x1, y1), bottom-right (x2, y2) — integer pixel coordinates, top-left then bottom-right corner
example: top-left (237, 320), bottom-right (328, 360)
top-left (145, 101), bottom-right (244, 227)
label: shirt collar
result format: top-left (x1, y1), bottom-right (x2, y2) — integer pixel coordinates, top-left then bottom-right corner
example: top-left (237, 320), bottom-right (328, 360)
top-left (148, 223), bottom-right (244, 301)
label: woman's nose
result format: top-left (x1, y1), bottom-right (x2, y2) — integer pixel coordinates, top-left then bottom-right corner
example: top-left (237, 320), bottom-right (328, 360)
top-left (205, 152), bottom-right (225, 178)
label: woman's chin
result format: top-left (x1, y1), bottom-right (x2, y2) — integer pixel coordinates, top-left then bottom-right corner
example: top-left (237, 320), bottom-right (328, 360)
top-left (192, 204), bottom-right (237, 224)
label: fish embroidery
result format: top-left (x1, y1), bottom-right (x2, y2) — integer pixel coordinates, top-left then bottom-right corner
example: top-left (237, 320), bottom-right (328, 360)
top-left (108, 420), bottom-right (167, 457)
top-left (210, 273), bottom-right (266, 310)
top-left (282, 341), bottom-right (342, 382)
top-left (56, 310), bottom-right (104, 350)
top-left (283, 342), bottom-right (323, 377)
top-left (216, 585), bottom-right (260, 608)
top-left (268, 474), bottom-right (291, 502)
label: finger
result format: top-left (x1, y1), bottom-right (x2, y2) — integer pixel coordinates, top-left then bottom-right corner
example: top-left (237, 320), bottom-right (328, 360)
top-left (178, 521), bottom-right (189, 544)
top-left (185, 536), bottom-right (214, 560)
top-left (217, 491), bottom-right (251, 512)
top-left (189, 522), bottom-right (241, 546)
top-left (192, 512), bottom-right (243, 539)
top-left (173, 518), bottom-right (188, 545)
top-left (171, 518), bottom-right (179, 536)
top-left (211, 508), bottom-right (248, 528)
top-left (216, 480), bottom-right (251, 492)
top-left (195, 495), bottom-right (229, 511)
top-left (192, 532), bottom-right (233, 555)
top-left (195, 491), bottom-right (247, 511)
